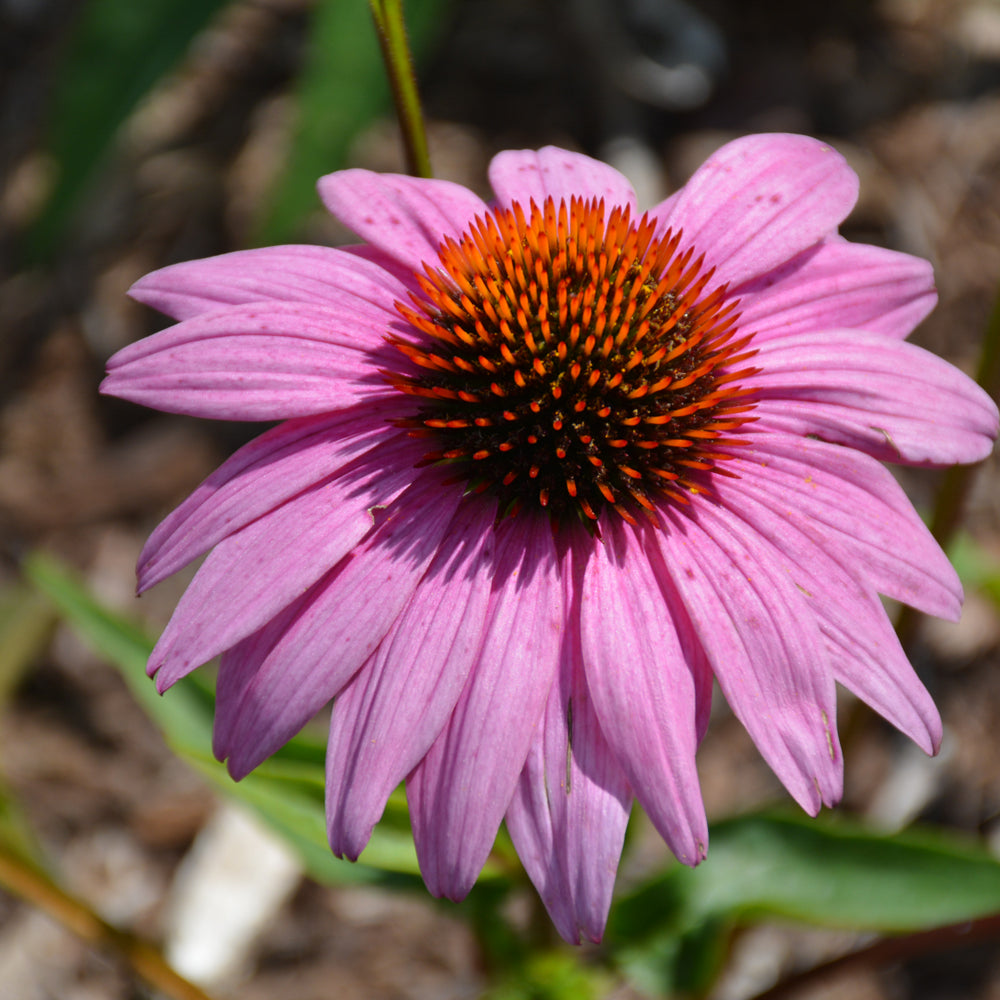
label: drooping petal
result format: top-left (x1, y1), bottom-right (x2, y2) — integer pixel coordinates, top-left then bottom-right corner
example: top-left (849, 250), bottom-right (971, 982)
top-left (652, 133), bottom-right (859, 289)
top-left (711, 472), bottom-right (941, 753)
top-left (488, 146), bottom-right (637, 215)
top-left (581, 521), bottom-right (707, 863)
top-left (407, 515), bottom-right (563, 901)
top-left (733, 237), bottom-right (937, 342)
top-left (148, 455), bottom-right (439, 693)
top-left (138, 406), bottom-right (414, 592)
top-left (505, 658), bottom-right (631, 943)
top-left (101, 301), bottom-right (399, 420)
top-left (748, 329), bottom-right (999, 466)
top-left (128, 245), bottom-right (411, 321)
top-left (505, 528), bottom-right (632, 944)
top-left (653, 502), bottom-right (843, 814)
top-left (325, 500), bottom-right (497, 860)
top-left (725, 432), bottom-right (964, 620)
top-left (318, 170), bottom-right (488, 273)
top-left (213, 469), bottom-right (465, 778)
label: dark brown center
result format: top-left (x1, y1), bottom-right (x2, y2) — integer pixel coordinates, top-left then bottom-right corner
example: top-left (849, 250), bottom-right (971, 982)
top-left (387, 196), bottom-right (759, 527)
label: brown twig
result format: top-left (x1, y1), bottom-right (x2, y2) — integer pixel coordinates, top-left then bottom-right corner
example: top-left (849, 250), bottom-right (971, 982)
top-left (748, 913), bottom-right (1000, 1000)
top-left (0, 839), bottom-right (219, 1000)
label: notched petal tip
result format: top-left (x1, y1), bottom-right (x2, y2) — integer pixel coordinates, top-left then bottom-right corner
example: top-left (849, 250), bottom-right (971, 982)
top-left (677, 839), bottom-right (709, 868)
top-left (224, 757), bottom-right (254, 783)
top-left (151, 665), bottom-right (170, 693)
top-left (909, 709), bottom-right (944, 758)
top-left (928, 719), bottom-right (944, 757)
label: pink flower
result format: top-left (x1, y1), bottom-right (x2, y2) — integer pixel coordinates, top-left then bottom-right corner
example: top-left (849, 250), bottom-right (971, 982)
top-left (102, 134), bottom-right (998, 943)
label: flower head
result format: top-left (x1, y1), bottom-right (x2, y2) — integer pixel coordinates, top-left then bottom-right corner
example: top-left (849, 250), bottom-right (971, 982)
top-left (102, 134), bottom-right (998, 943)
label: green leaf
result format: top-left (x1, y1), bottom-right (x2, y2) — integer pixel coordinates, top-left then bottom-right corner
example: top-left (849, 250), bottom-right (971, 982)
top-left (28, 0), bottom-right (230, 260)
top-left (0, 583), bottom-right (58, 707)
top-left (608, 810), bottom-right (1000, 996)
top-left (690, 812), bottom-right (1000, 929)
top-left (255, 0), bottom-right (452, 244)
top-left (0, 777), bottom-right (47, 870)
top-left (484, 949), bottom-right (613, 1000)
top-left (947, 532), bottom-right (1000, 609)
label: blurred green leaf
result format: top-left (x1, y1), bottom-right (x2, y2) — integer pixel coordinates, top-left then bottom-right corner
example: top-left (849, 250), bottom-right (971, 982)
top-left (0, 584), bottom-right (61, 872)
top-left (948, 532), bottom-right (1000, 609)
top-left (485, 949), bottom-right (612, 1000)
top-left (0, 778), bottom-right (47, 871)
top-left (680, 811), bottom-right (1000, 929)
top-left (0, 583), bottom-right (58, 707)
top-left (29, 0), bottom-right (231, 260)
top-left (608, 810), bottom-right (1000, 996)
top-left (256, 0), bottom-right (452, 244)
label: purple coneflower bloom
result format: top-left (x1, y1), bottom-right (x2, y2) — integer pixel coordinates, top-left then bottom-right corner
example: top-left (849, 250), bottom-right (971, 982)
top-left (102, 134), bottom-right (998, 943)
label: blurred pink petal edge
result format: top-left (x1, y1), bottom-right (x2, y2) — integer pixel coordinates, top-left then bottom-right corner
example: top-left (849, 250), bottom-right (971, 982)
top-left (101, 133), bottom-right (998, 944)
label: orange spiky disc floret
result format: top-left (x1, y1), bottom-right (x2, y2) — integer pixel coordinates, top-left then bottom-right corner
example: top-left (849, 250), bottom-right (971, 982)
top-left (386, 196), bottom-right (760, 527)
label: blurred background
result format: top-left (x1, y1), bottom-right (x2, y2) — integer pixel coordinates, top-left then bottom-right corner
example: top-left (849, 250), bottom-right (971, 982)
top-left (1, 0), bottom-right (1000, 997)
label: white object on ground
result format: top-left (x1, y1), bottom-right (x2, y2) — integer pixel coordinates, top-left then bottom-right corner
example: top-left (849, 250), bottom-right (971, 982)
top-left (163, 803), bottom-right (302, 989)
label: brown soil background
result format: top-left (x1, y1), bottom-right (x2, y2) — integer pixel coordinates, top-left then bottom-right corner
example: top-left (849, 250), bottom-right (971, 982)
top-left (1, 0), bottom-right (999, 997)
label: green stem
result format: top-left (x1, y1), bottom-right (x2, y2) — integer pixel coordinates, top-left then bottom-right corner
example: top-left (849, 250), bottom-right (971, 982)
top-left (0, 839), bottom-right (219, 1000)
top-left (896, 282), bottom-right (1000, 648)
top-left (368, 0), bottom-right (433, 178)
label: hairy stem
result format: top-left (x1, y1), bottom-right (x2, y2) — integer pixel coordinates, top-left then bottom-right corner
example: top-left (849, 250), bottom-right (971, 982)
top-left (368, 0), bottom-right (433, 178)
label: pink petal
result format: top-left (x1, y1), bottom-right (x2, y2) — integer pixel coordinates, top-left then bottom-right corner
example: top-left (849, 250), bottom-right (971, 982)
top-left (342, 244), bottom-right (426, 295)
top-left (726, 432), bottom-right (963, 620)
top-left (101, 301), bottom-right (399, 421)
top-left (688, 616), bottom-right (715, 744)
top-left (325, 500), bottom-right (498, 859)
top-left (711, 472), bottom-right (941, 754)
top-left (581, 521), bottom-right (707, 863)
top-left (653, 502), bottom-right (843, 814)
top-left (128, 245), bottom-right (410, 321)
top-left (138, 406), bottom-right (414, 592)
top-left (501, 526), bottom-right (635, 943)
top-left (826, 626), bottom-right (942, 755)
top-left (213, 600), bottom-right (305, 761)
top-left (505, 620), bottom-right (632, 945)
top-left (734, 237), bottom-right (937, 342)
top-left (749, 329), bottom-right (999, 466)
top-left (407, 515), bottom-right (563, 901)
top-left (148, 453), bottom-right (434, 693)
top-left (653, 133), bottom-right (859, 289)
top-left (488, 146), bottom-right (637, 213)
top-left (317, 170), bottom-right (487, 273)
top-left (214, 469), bottom-right (466, 778)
